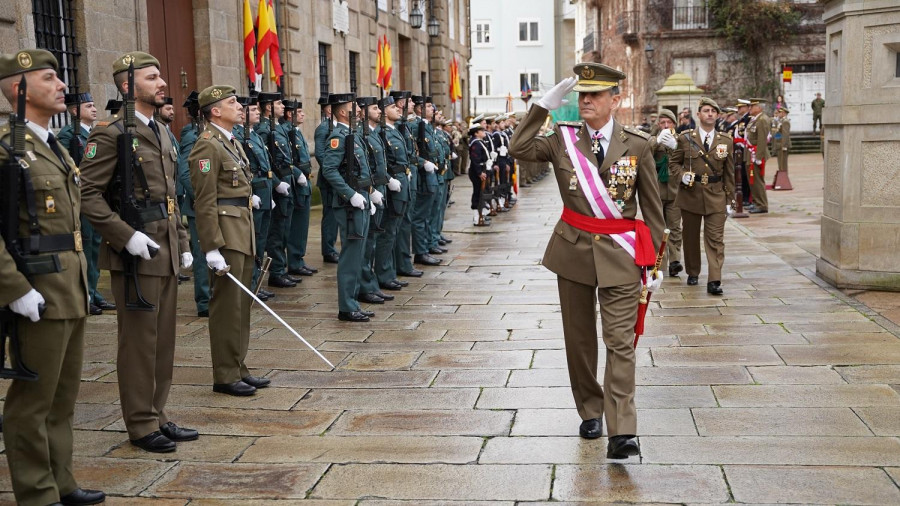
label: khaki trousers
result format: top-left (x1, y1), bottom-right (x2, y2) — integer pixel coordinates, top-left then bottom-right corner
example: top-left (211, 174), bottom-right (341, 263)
top-left (777, 146), bottom-right (789, 173)
top-left (4, 317), bottom-right (84, 506)
top-left (662, 198), bottom-right (682, 267)
top-left (558, 276), bottom-right (640, 436)
top-left (208, 248), bottom-right (253, 384)
top-left (110, 272), bottom-right (177, 439)
top-left (682, 209), bottom-right (726, 282)
top-left (750, 161), bottom-right (769, 210)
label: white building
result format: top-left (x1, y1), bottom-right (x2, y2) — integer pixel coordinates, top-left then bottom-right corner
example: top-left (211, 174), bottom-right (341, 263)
top-left (469, 0), bottom-right (569, 114)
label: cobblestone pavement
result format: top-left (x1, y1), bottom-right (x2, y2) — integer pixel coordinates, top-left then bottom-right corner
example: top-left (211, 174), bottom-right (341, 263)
top-left (2, 154), bottom-right (899, 504)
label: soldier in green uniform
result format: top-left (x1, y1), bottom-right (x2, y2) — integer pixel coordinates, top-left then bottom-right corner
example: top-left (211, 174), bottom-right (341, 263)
top-left (375, 94), bottom-right (412, 291)
top-left (315, 95), bottom-right (340, 264)
top-left (746, 98), bottom-right (770, 214)
top-left (58, 91), bottom-right (115, 316)
top-left (649, 109), bottom-right (682, 276)
top-left (391, 91), bottom-right (422, 278)
top-left (409, 96), bottom-right (442, 266)
top-left (322, 93), bottom-right (375, 321)
top-left (189, 85), bottom-right (269, 396)
top-left (0, 48), bottom-right (106, 506)
top-left (425, 112), bottom-right (449, 257)
top-left (286, 100), bottom-right (318, 277)
top-left (811, 92), bottom-right (824, 134)
top-left (669, 97), bottom-right (735, 295)
top-left (774, 107), bottom-right (791, 176)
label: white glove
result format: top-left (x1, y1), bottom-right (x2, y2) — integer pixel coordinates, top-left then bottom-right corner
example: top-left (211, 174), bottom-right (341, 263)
top-left (370, 189), bottom-right (384, 206)
top-left (451, 152), bottom-right (458, 160)
top-left (499, 146), bottom-right (508, 157)
top-left (681, 173), bottom-right (693, 185)
top-left (181, 252), bottom-right (193, 269)
top-left (423, 161), bottom-right (436, 173)
top-left (296, 173), bottom-right (308, 186)
top-left (251, 195), bottom-right (261, 209)
top-left (10, 288), bottom-right (45, 322)
top-left (370, 202), bottom-right (377, 215)
top-left (205, 249), bottom-right (228, 272)
top-left (490, 151), bottom-right (498, 161)
top-left (387, 177), bottom-right (401, 192)
top-left (646, 270), bottom-right (664, 293)
top-left (349, 192), bottom-right (366, 209)
top-left (275, 181), bottom-right (290, 195)
top-left (271, 199), bottom-right (276, 209)
top-left (726, 205), bottom-right (734, 217)
top-left (536, 76), bottom-right (578, 111)
top-left (657, 129), bottom-right (677, 150)
top-left (125, 231), bottom-right (160, 260)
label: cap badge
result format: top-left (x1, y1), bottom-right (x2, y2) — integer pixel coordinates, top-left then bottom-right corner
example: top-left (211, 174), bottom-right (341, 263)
top-left (17, 52), bottom-right (32, 69)
top-left (211, 88), bottom-right (222, 99)
top-left (122, 54), bottom-right (134, 66)
top-left (581, 67), bottom-right (595, 80)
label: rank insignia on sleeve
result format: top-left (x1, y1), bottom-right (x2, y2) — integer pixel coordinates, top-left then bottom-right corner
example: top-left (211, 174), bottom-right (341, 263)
top-left (330, 138), bottom-right (340, 149)
top-left (84, 142), bottom-right (97, 159)
top-left (199, 159), bottom-right (211, 173)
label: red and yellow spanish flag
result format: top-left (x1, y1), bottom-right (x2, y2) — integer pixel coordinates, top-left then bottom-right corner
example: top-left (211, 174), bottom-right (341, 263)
top-left (242, 0), bottom-right (256, 81)
top-left (376, 37), bottom-right (384, 88)
top-left (383, 35), bottom-right (393, 90)
top-left (255, 0), bottom-right (283, 85)
top-left (448, 57), bottom-right (457, 103)
top-left (266, 0), bottom-right (283, 85)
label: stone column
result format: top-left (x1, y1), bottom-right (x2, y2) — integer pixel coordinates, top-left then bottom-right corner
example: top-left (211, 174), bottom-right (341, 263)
top-left (817, 0), bottom-right (900, 290)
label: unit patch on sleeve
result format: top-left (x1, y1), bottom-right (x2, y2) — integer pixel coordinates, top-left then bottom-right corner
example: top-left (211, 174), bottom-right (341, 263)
top-left (199, 159), bottom-right (211, 173)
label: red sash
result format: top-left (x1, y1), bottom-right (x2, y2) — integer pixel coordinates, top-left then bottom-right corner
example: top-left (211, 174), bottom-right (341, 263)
top-left (561, 207), bottom-right (656, 267)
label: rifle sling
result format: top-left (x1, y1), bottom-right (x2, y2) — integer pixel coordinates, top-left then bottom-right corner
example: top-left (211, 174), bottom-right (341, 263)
top-left (0, 139), bottom-right (41, 251)
top-left (111, 122), bottom-right (155, 202)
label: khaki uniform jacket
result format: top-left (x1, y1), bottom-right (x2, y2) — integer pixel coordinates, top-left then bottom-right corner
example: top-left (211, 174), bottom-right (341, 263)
top-left (747, 113), bottom-right (771, 161)
top-left (509, 105), bottom-right (665, 288)
top-left (188, 125), bottom-right (256, 257)
top-left (776, 118), bottom-right (791, 151)
top-left (670, 130), bottom-right (735, 215)
top-left (648, 126), bottom-right (680, 201)
top-left (0, 125), bottom-right (89, 319)
top-left (80, 117), bottom-right (189, 275)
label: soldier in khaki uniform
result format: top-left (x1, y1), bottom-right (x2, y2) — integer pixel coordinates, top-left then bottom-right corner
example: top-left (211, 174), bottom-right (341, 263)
top-left (669, 97), bottom-right (735, 295)
top-left (746, 98), bottom-right (770, 214)
top-left (509, 63), bottom-right (665, 459)
top-left (0, 48), bottom-right (106, 506)
top-left (80, 51), bottom-right (197, 454)
top-left (189, 85), bottom-right (268, 396)
top-left (774, 107), bottom-right (791, 175)
top-left (649, 109), bottom-right (682, 277)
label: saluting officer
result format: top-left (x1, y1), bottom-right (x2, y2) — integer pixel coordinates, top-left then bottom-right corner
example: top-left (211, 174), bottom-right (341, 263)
top-left (649, 109), bottom-right (683, 277)
top-left (669, 97), bottom-right (735, 295)
top-left (746, 98), bottom-right (770, 214)
top-left (509, 63), bottom-right (665, 459)
top-left (80, 51), bottom-right (197, 454)
top-left (189, 85), bottom-right (269, 396)
top-left (0, 48), bottom-right (106, 506)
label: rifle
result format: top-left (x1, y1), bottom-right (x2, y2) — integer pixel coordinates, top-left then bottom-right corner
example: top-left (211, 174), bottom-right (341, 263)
top-left (113, 63), bottom-right (160, 310)
top-left (340, 100), bottom-right (365, 239)
top-left (68, 94), bottom-right (85, 167)
top-left (0, 75), bottom-right (43, 381)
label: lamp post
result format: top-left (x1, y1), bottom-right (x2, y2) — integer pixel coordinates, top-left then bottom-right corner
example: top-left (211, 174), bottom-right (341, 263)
top-left (410, 1), bottom-right (424, 29)
top-left (644, 42), bottom-right (655, 63)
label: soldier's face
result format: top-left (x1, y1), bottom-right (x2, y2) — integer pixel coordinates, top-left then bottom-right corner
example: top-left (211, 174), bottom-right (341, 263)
top-left (81, 102), bottom-right (97, 122)
top-left (274, 100), bottom-right (284, 117)
top-left (133, 66), bottom-right (167, 107)
top-left (158, 104), bottom-right (175, 122)
top-left (367, 104), bottom-right (381, 122)
top-left (214, 96), bottom-right (243, 125)
top-left (248, 104), bottom-right (260, 124)
top-left (750, 104), bottom-right (762, 115)
top-left (475, 129), bottom-right (485, 139)
top-left (22, 69), bottom-right (67, 116)
top-left (385, 103), bottom-right (401, 121)
top-left (658, 117), bottom-right (674, 130)
top-left (738, 105), bottom-right (749, 115)
top-left (578, 90), bottom-right (620, 124)
top-left (297, 109), bottom-right (305, 124)
top-left (698, 105), bottom-right (718, 129)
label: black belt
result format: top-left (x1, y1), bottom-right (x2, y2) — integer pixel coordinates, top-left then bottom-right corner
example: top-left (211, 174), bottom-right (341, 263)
top-left (387, 164), bottom-right (407, 176)
top-left (298, 161), bottom-right (311, 170)
top-left (19, 232), bottom-right (83, 253)
top-left (251, 180), bottom-right (269, 190)
top-left (372, 174), bottom-right (389, 186)
top-left (699, 173), bottom-right (722, 184)
top-left (217, 197), bottom-right (250, 207)
top-left (138, 202), bottom-right (169, 223)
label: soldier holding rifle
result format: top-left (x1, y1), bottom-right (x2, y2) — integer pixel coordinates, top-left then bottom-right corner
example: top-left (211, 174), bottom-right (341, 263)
top-left (80, 51), bottom-right (197, 453)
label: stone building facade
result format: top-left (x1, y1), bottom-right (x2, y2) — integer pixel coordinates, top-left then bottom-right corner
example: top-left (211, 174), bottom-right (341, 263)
top-left (1, 0), bottom-right (471, 140)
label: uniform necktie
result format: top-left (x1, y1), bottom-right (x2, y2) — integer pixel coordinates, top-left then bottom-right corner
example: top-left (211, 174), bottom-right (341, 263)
top-left (46, 133), bottom-right (68, 168)
top-left (704, 133), bottom-right (711, 152)
top-left (148, 119), bottom-right (161, 144)
top-left (591, 131), bottom-right (605, 168)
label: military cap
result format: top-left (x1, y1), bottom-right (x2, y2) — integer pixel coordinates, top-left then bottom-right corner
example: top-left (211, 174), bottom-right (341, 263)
top-left (183, 90), bottom-right (199, 108)
top-left (424, 96), bottom-right (433, 104)
top-left (484, 115), bottom-right (495, 124)
top-left (468, 123), bottom-right (484, 135)
top-left (162, 96), bottom-right (174, 106)
top-left (723, 106), bottom-right (738, 113)
top-left (329, 93), bottom-right (355, 105)
top-left (495, 113), bottom-right (508, 121)
top-left (112, 51), bottom-right (160, 75)
top-left (779, 107), bottom-right (790, 114)
top-left (282, 99), bottom-right (297, 110)
top-left (658, 109), bottom-right (677, 123)
top-left (697, 96), bottom-right (720, 112)
top-left (65, 92), bottom-right (93, 106)
top-left (198, 85), bottom-right (237, 108)
top-left (471, 113), bottom-right (485, 123)
top-left (389, 90), bottom-right (412, 101)
top-left (572, 62), bottom-right (625, 93)
top-left (248, 90), bottom-right (260, 106)
top-left (318, 96), bottom-right (330, 106)
top-left (105, 99), bottom-right (123, 112)
top-left (748, 97), bottom-right (767, 105)
top-left (258, 91), bottom-right (282, 104)
top-left (356, 96), bottom-right (377, 108)
top-left (0, 49), bottom-right (59, 80)
top-left (736, 99), bottom-right (751, 107)
top-left (236, 96), bottom-right (251, 107)
top-left (378, 96), bottom-right (394, 109)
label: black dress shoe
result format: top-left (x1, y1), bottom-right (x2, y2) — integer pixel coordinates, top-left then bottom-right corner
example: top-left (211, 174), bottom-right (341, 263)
top-left (130, 430), bottom-right (176, 453)
top-left (60, 488), bottom-right (106, 505)
top-left (360, 309), bottom-right (375, 317)
top-left (213, 380), bottom-right (256, 396)
top-left (398, 269), bottom-right (423, 277)
top-left (440, 235), bottom-right (452, 244)
top-left (258, 288), bottom-right (275, 298)
top-left (668, 261), bottom-right (683, 277)
top-left (749, 207), bottom-right (768, 214)
top-left (358, 293), bottom-right (385, 304)
top-left (289, 266), bottom-right (315, 276)
top-left (438, 239), bottom-right (447, 246)
top-left (159, 421), bottom-right (199, 442)
top-left (96, 300), bottom-right (116, 311)
top-left (89, 304), bottom-right (102, 316)
top-left (687, 275), bottom-right (699, 286)
top-left (285, 274), bottom-right (303, 283)
top-left (177, 273), bottom-right (191, 282)
top-left (338, 311), bottom-right (370, 322)
top-left (242, 375), bottom-right (271, 388)
top-left (268, 274), bottom-right (297, 288)
top-left (323, 253), bottom-right (340, 264)
top-left (380, 281), bottom-right (403, 291)
top-left (428, 247), bottom-right (445, 255)
top-left (304, 265), bottom-right (319, 273)
top-left (414, 254), bottom-right (441, 266)
top-left (393, 279), bottom-right (410, 287)
top-left (374, 291), bottom-right (394, 301)
top-left (257, 291), bottom-right (271, 301)
top-left (607, 435), bottom-right (640, 459)
top-left (197, 309), bottom-right (209, 317)
top-left (579, 418), bottom-right (602, 439)
top-left (707, 281), bottom-right (724, 295)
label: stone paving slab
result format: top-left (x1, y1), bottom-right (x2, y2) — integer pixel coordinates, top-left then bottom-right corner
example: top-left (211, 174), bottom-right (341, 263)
top-left (552, 464), bottom-right (729, 503)
top-left (725, 465), bottom-right (900, 505)
top-left (747, 365), bottom-right (846, 384)
top-left (692, 407), bottom-right (873, 436)
top-left (146, 462), bottom-right (329, 499)
top-left (510, 408), bottom-right (698, 436)
top-left (713, 384), bottom-right (900, 407)
top-left (238, 435), bottom-right (483, 464)
top-left (853, 406), bottom-right (900, 436)
top-left (327, 409), bottom-right (514, 436)
top-left (293, 388), bottom-right (480, 411)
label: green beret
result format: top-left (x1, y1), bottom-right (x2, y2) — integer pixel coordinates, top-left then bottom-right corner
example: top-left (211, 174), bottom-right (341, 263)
top-left (198, 85), bottom-right (237, 108)
top-left (698, 97), bottom-right (720, 112)
top-left (112, 51), bottom-right (160, 75)
top-left (0, 49), bottom-right (59, 80)
top-left (658, 109), bottom-right (677, 123)
top-left (573, 62), bottom-right (625, 93)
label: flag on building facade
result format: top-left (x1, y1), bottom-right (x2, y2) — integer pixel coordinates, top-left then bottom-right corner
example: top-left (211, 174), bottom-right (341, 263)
top-left (255, 0), bottom-right (283, 85)
top-left (383, 35), bottom-right (393, 89)
top-left (242, 0), bottom-right (256, 82)
top-left (448, 56), bottom-right (463, 103)
top-left (376, 37), bottom-right (385, 88)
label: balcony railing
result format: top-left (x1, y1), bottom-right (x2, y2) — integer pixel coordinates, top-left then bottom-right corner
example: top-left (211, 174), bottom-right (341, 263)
top-left (616, 11), bottom-right (640, 42)
top-left (672, 6), bottom-right (709, 30)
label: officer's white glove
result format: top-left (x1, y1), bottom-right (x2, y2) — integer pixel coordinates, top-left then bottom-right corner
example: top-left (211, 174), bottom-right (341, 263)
top-left (349, 192), bottom-right (366, 210)
top-left (536, 76), bottom-right (578, 111)
top-left (370, 201), bottom-right (377, 215)
top-left (782, 147), bottom-right (788, 152)
top-left (205, 249), bottom-right (228, 272)
top-left (296, 173), bottom-right (308, 186)
top-left (275, 181), bottom-right (290, 195)
top-left (490, 151), bottom-right (498, 161)
top-left (646, 270), bottom-right (664, 293)
top-left (10, 288), bottom-right (45, 322)
top-left (423, 161), bottom-right (436, 173)
top-left (681, 173), bottom-right (694, 185)
top-left (251, 195), bottom-right (261, 209)
top-left (726, 204), bottom-right (734, 217)
top-left (370, 189), bottom-right (384, 206)
top-left (125, 231), bottom-right (160, 260)
top-left (387, 177), bottom-right (401, 192)
top-left (499, 146), bottom-right (508, 157)
top-left (451, 152), bottom-right (458, 160)
top-left (657, 129), bottom-right (677, 150)
top-left (181, 252), bottom-right (193, 269)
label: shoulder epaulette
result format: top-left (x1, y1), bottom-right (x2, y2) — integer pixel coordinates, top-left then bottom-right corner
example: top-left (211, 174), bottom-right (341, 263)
top-left (718, 131), bottom-right (733, 138)
top-left (557, 121), bottom-right (583, 128)
top-left (544, 130), bottom-right (556, 137)
top-left (624, 127), bottom-right (651, 139)
top-left (96, 121), bottom-right (110, 127)
top-left (201, 131), bottom-right (212, 140)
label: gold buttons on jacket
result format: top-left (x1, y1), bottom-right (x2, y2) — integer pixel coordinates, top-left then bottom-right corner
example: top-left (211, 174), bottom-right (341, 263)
top-left (594, 235), bottom-right (600, 241)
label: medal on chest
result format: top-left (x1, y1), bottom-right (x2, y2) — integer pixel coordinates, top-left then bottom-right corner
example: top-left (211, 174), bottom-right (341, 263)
top-left (607, 156), bottom-right (637, 212)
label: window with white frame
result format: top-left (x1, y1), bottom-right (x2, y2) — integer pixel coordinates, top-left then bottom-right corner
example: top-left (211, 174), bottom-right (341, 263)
top-left (672, 56), bottom-right (709, 86)
top-left (458, 0), bottom-right (466, 44)
top-left (518, 20), bottom-right (540, 43)
top-left (449, 0), bottom-right (455, 40)
top-left (519, 72), bottom-right (540, 92)
top-left (474, 21), bottom-right (491, 46)
top-left (476, 72), bottom-right (492, 96)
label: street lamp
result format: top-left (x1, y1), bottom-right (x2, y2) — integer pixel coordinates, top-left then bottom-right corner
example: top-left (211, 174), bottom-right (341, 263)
top-left (409, 1), bottom-right (424, 29)
top-left (427, 16), bottom-right (440, 38)
top-left (644, 42), bottom-right (655, 63)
